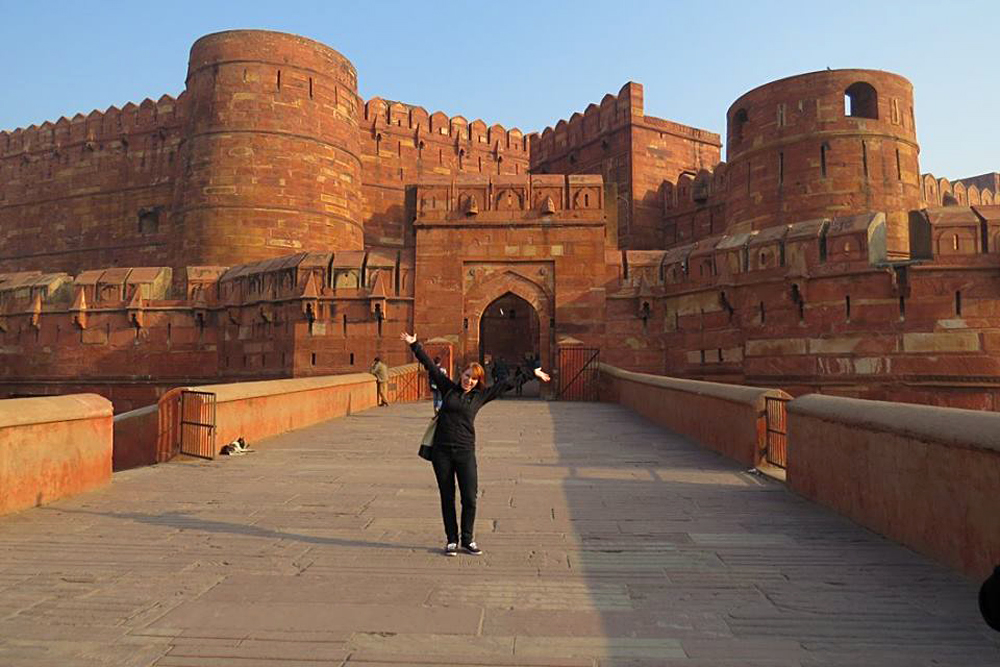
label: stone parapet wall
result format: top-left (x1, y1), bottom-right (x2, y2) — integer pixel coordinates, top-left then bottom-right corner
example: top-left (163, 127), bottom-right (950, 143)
top-left (118, 365), bottom-right (425, 467)
top-left (112, 404), bottom-right (158, 471)
top-left (0, 394), bottom-right (113, 515)
top-left (185, 373), bottom-right (376, 453)
top-left (597, 362), bottom-right (790, 466)
top-left (787, 394), bottom-right (1000, 578)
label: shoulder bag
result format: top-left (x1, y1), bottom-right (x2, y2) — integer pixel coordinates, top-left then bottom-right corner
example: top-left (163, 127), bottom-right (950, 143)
top-left (418, 389), bottom-right (450, 461)
top-left (417, 414), bottom-right (438, 461)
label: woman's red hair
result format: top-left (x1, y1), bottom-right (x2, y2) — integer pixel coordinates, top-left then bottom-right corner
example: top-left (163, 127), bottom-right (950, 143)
top-left (465, 362), bottom-right (486, 388)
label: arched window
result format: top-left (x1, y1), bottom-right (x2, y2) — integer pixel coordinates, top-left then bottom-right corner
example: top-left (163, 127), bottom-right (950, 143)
top-left (844, 82), bottom-right (878, 119)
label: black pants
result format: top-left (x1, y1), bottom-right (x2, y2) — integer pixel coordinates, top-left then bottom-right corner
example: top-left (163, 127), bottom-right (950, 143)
top-left (430, 444), bottom-right (478, 544)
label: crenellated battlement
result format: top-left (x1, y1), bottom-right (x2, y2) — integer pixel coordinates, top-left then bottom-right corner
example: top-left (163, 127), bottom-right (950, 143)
top-left (0, 94), bottom-right (185, 155)
top-left (363, 98), bottom-right (528, 153)
top-left (529, 82), bottom-right (720, 167)
top-left (921, 172), bottom-right (998, 207)
top-left (529, 82), bottom-right (643, 164)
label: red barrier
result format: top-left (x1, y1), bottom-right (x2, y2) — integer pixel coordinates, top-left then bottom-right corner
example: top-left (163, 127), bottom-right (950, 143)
top-left (788, 395), bottom-right (1000, 578)
top-left (598, 363), bottom-right (790, 467)
top-left (0, 394), bottom-right (113, 515)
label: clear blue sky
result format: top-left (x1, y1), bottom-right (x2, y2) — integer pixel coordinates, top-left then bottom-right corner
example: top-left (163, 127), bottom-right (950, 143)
top-left (1, 0), bottom-right (996, 178)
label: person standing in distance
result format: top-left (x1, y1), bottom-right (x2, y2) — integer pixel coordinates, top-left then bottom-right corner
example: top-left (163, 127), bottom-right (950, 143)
top-left (401, 332), bottom-right (550, 556)
top-left (370, 356), bottom-right (390, 407)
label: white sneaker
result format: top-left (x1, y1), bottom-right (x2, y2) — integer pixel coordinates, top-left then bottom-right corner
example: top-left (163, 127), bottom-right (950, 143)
top-left (462, 541), bottom-right (483, 556)
top-left (444, 542), bottom-right (458, 557)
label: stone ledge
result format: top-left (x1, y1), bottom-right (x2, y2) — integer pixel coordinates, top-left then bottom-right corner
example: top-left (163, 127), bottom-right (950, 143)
top-left (788, 393), bottom-right (1000, 453)
top-left (0, 393), bottom-right (112, 428)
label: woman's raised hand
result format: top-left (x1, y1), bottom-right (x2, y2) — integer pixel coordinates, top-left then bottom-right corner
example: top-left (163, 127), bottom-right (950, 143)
top-left (534, 368), bottom-right (551, 383)
top-left (400, 332), bottom-right (417, 345)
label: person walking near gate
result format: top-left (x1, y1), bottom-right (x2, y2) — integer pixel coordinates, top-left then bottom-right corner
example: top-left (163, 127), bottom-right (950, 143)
top-left (370, 356), bottom-right (390, 407)
top-left (401, 331), bottom-right (550, 556)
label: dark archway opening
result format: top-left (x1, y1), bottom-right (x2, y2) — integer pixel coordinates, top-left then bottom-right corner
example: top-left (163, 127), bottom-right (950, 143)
top-left (844, 82), bottom-right (878, 119)
top-left (479, 292), bottom-right (540, 397)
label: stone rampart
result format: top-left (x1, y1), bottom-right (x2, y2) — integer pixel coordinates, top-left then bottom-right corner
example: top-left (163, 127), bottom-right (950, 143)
top-left (606, 206), bottom-right (1000, 410)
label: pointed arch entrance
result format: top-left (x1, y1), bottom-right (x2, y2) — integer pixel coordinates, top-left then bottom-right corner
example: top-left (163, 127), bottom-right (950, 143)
top-left (463, 270), bottom-right (553, 389)
top-left (479, 292), bottom-right (539, 368)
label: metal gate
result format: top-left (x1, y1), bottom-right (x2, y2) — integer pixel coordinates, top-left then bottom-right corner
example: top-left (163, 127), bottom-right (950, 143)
top-left (180, 390), bottom-right (217, 459)
top-left (764, 395), bottom-right (789, 468)
top-left (557, 348), bottom-right (600, 401)
top-left (389, 367), bottom-right (424, 403)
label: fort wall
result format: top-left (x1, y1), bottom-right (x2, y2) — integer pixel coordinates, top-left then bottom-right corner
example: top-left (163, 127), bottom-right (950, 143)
top-left (606, 207), bottom-right (1000, 410)
top-left (359, 99), bottom-right (531, 248)
top-left (0, 249), bottom-right (417, 412)
top-left (1, 32), bottom-right (998, 414)
top-left (0, 96), bottom-right (185, 273)
top-left (529, 83), bottom-right (721, 250)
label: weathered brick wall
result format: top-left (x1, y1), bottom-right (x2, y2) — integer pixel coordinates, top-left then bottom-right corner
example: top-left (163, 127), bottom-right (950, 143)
top-left (529, 83), bottom-right (721, 250)
top-left (359, 99), bottom-right (530, 249)
top-left (0, 97), bottom-right (184, 273)
top-left (412, 175), bottom-right (609, 372)
top-left (606, 207), bottom-right (1000, 410)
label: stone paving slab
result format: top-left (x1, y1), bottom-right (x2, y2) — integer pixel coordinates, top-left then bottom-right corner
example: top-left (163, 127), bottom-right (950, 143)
top-left (0, 399), bottom-right (998, 666)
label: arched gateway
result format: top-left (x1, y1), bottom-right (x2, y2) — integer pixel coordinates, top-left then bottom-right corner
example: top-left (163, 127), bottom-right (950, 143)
top-left (463, 271), bottom-right (553, 379)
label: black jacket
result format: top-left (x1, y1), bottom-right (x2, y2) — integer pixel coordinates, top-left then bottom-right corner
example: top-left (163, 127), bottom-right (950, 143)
top-left (411, 342), bottom-right (512, 449)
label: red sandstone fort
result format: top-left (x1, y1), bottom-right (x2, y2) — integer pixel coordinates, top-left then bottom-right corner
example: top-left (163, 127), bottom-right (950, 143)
top-left (1, 29), bottom-right (998, 412)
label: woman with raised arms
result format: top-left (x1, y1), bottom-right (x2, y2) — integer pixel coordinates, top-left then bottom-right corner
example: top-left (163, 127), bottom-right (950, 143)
top-left (401, 332), bottom-right (550, 556)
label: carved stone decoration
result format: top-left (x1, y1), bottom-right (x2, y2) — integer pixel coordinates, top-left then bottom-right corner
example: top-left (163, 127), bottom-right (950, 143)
top-left (70, 287), bottom-right (88, 330)
top-left (29, 294), bottom-right (42, 330)
top-left (465, 194), bottom-right (479, 216)
top-left (299, 272), bottom-right (321, 325)
top-left (126, 287), bottom-right (144, 329)
top-left (541, 195), bottom-right (556, 215)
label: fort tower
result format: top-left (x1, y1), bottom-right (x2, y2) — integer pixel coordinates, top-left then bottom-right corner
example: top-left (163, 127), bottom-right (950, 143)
top-left (172, 30), bottom-right (365, 267)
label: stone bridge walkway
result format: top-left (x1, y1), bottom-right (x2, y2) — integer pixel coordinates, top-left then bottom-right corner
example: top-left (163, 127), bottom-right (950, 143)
top-left (0, 400), bottom-right (997, 666)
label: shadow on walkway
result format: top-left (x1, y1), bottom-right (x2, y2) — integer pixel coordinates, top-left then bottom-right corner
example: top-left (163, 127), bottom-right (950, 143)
top-left (42, 506), bottom-right (434, 553)
top-left (539, 400), bottom-right (999, 664)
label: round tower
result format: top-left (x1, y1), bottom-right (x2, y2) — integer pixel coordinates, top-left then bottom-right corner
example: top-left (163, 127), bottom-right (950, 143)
top-left (172, 30), bottom-right (364, 267)
top-left (724, 69), bottom-right (921, 244)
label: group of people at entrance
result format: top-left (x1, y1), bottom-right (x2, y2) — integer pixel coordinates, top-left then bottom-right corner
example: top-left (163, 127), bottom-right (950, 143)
top-left (400, 332), bottom-right (550, 556)
top-left (482, 354), bottom-right (541, 399)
